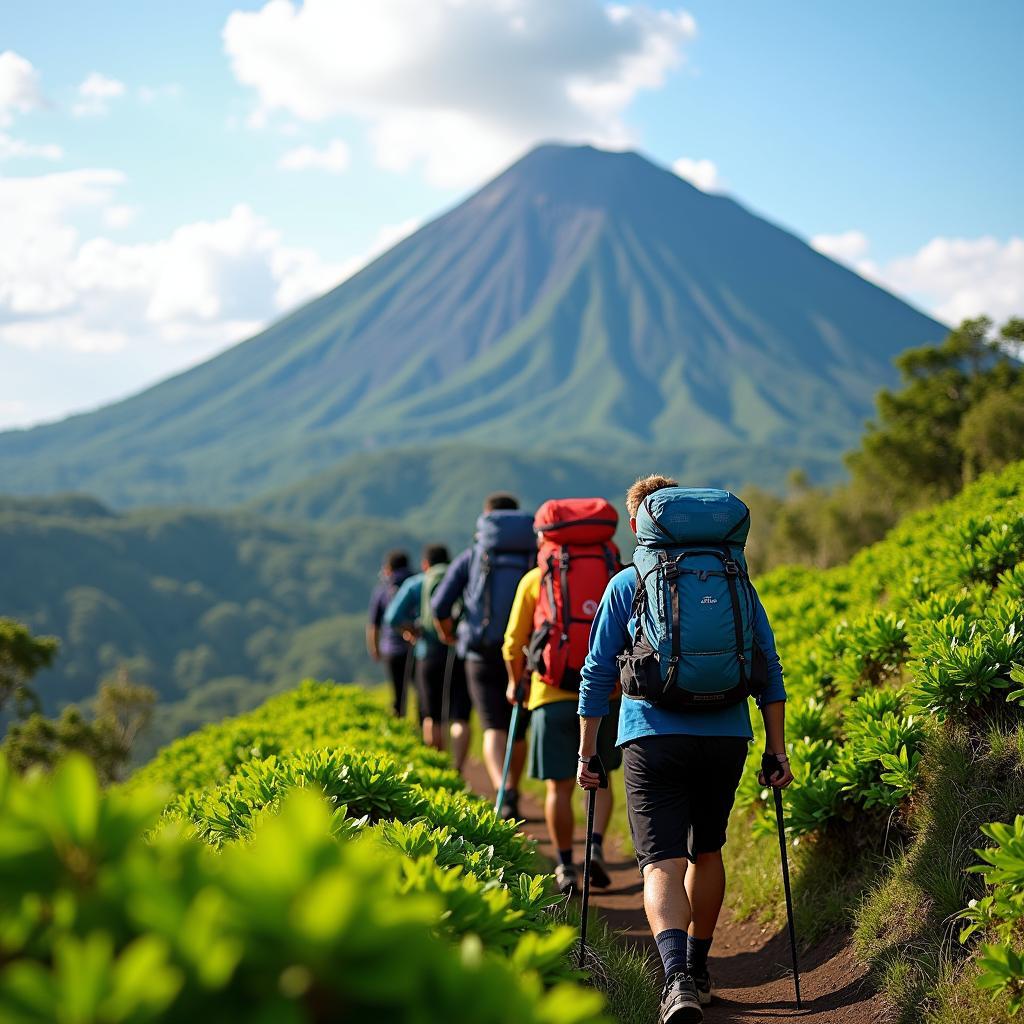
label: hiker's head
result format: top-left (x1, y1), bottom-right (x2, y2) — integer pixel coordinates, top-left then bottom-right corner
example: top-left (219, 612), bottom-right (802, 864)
top-left (626, 474), bottom-right (678, 534)
top-left (422, 543), bottom-right (449, 571)
top-left (383, 549), bottom-right (410, 577)
top-left (483, 491), bottom-right (519, 512)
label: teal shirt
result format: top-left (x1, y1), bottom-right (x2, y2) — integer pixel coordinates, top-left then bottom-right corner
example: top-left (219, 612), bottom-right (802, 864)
top-left (384, 573), bottom-right (447, 660)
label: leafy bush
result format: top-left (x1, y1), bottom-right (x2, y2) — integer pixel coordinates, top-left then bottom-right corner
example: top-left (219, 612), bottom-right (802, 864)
top-left (0, 683), bottom-right (611, 1022)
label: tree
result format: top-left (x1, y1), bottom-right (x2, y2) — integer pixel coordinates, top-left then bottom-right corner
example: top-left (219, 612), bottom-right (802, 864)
top-left (3, 666), bottom-right (156, 783)
top-left (848, 317), bottom-right (1024, 510)
top-left (958, 384), bottom-right (1024, 482)
top-left (0, 618), bottom-right (58, 715)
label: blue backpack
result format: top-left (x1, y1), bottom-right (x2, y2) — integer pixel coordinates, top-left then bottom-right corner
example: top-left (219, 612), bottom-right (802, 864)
top-left (618, 487), bottom-right (767, 710)
top-left (460, 510), bottom-right (535, 653)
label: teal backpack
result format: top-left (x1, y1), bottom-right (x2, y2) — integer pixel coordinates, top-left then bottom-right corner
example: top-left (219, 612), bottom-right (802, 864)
top-left (618, 487), bottom-right (767, 711)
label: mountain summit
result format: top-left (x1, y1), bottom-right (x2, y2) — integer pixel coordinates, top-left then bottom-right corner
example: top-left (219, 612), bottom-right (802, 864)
top-left (0, 144), bottom-right (943, 506)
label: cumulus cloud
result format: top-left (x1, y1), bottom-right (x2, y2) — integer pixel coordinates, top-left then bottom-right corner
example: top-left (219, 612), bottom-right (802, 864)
top-left (72, 72), bottom-right (126, 117)
top-left (0, 51), bottom-right (44, 126)
top-left (278, 138), bottom-right (351, 173)
top-left (0, 131), bottom-right (62, 161)
top-left (811, 229), bottom-right (870, 265)
top-left (0, 168), bottom-right (426, 426)
top-left (672, 156), bottom-right (719, 192)
top-left (812, 228), bottom-right (1024, 325)
top-left (223, 0), bottom-right (696, 186)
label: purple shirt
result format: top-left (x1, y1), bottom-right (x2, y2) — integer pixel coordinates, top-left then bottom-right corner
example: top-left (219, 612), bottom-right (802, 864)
top-left (368, 567), bottom-right (412, 657)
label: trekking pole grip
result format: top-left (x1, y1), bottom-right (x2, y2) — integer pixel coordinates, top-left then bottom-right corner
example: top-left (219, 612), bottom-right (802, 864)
top-left (586, 754), bottom-right (609, 790)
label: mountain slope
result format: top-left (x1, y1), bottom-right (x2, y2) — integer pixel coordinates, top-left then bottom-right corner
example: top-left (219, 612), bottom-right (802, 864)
top-left (0, 144), bottom-right (944, 507)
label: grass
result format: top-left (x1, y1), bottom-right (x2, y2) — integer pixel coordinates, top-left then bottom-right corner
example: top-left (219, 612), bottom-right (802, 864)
top-left (854, 715), bottom-right (1024, 1024)
top-left (552, 902), bottom-right (660, 1024)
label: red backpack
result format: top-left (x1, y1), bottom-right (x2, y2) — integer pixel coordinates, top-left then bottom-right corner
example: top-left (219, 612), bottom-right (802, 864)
top-left (526, 498), bottom-right (620, 690)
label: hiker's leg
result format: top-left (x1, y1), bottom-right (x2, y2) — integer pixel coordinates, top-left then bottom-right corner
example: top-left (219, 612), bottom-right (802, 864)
top-left (421, 717), bottom-right (437, 748)
top-left (685, 850), bottom-right (726, 938)
top-left (546, 778), bottom-right (574, 854)
top-left (482, 728), bottom-right (507, 791)
top-left (450, 720), bottom-right (470, 770)
top-left (509, 737), bottom-right (527, 789)
top-left (643, 858), bottom-right (691, 935)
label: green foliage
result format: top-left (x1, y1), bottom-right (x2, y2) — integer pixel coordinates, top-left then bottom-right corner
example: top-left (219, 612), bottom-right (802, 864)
top-left (745, 317), bottom-right (1024, 574)
top-left (4, 668), bottom-right (156, 783)
top-left (0, 682), bottom-right (617, 1022)
top-left (0, 617), bottom-right (58, 716)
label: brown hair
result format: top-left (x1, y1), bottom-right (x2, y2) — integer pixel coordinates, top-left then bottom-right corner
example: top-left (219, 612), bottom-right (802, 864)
top-left (484, 492), bottom-right (519, 511)
top-left (626, 474), bottom-right (678, 518)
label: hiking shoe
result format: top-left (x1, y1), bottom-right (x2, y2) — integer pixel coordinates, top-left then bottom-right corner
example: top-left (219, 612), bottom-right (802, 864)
top-left (499, 790), bottom-right (520, 821)
top-left (588, 844), bottom-right (612, 889)
top-left (659, 973), bottom-right (703, 1024)
top-left (554, 863), bottom-right (578, 895)
top-left (689, 968), bottom-right (713, 1006)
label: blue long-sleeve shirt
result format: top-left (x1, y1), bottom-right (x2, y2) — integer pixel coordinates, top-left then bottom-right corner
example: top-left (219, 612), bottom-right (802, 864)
top-left (430, 548), bottom-right (476, 660)
top-left (579, 568), bottom-right (786, 745)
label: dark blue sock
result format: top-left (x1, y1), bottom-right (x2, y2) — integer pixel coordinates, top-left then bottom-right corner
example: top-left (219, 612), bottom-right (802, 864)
top-left (655, 928), bottom-right (688, 980)
top-left (557, 849), bottom-right (574, 867)
top-left (687, 934), bottom-right (713, 974)
top-left (592, 832), bottom-right (603, 849)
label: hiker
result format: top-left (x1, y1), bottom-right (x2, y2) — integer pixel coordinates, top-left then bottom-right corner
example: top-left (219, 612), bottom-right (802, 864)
top-left (367, 549), bottom-right (415, 718)
top-left (433, 492), bottom-right (534, 819)
top-left (577, 475), bottom-right (791, 1024)
top-left (383, 543), bottom-right (472, 770)
top-left (503, 497), bottom-right (623, 895)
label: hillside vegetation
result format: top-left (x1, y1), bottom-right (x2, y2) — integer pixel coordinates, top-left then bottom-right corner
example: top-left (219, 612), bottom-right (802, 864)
top-left (0, 681), bottom-right (652, 1023)
top-left (0, 144), bottom-right (941, 508)
top-left (731, 459), bottom-right (1024, 1021)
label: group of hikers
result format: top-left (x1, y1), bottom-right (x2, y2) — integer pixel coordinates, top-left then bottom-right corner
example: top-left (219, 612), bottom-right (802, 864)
top-left (367, 476), bottom-right (792, 1024)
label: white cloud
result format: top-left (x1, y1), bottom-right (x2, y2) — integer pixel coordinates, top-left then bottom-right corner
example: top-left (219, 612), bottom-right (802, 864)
top-left (278, 138), bottom-right (351, 173)
top-left (884, 236), bottom-right (1024, 326)
top-left (672, 156), bottom-right (719, 192)
top-left (72, 72), bottom-right (126, 117)
top-left (103, 203), bottom-right (139, 228)
top-left (811, 229), bottom-right (870, 265)
top-left (0, 51), bottom-right (44, 126)
top-left (223, 0), bottom-right (696, 186)
top-left (0, 165), bottom-right (430, 431)
top-left (812, 228), bottom-right (1024, 325)
top-left (138, 83), bottom-right (182, 103)
top-left (0, 131), bottom-right (62, 161)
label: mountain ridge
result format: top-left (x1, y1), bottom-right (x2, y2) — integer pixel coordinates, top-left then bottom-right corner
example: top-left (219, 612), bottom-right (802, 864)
top-left (0, 143), bottom-right (944, 507)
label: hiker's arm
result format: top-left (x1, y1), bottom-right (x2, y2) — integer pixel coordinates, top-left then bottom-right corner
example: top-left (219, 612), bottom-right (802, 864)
top-left (431, 551), bottom-right (470, 644)
top-left (367, 586), bottom-right (385, 660)
top-left (578, 575), bottom-right (630, 788)
top-left (384, 578), bottom-right (420, 641)
top-left (751, 592), bottom-right (792, 786)
top-left (503, 571), bottom-right (537, 700)
top-left (365, 624), bottom-right (380, 661)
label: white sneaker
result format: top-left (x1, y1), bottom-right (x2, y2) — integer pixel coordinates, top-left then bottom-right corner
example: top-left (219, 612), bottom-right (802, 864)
top-left (555, 863), bottom-right (578, 895)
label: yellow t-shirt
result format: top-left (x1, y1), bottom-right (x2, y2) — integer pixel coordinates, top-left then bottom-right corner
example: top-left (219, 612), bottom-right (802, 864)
top-left (502, 567), bottom-right (577, 711)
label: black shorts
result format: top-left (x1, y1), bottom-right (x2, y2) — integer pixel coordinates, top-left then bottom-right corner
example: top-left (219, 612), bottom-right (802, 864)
top-left (416, 652), bottom-right (472, 722)
top-left (465, 651), bottom-right (530, 737)
top-left (623, 734), bottom-right (749, 869)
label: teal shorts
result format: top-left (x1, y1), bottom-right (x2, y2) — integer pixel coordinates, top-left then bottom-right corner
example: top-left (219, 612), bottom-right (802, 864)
top-left (529, 699), bottom-right (622, 781)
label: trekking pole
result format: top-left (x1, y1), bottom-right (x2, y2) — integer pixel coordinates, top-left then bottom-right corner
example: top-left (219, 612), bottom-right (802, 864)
top-left (494, 681), bottom-right (525, 814)
top-left (763, 753), bottom-right (802, 1010)
top-left (578, 754), bottom-right (608, 969)
top-left (440, 644), bottom-right (456, 752)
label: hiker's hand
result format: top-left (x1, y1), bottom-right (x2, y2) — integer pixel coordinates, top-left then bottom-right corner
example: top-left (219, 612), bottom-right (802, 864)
top-left (401, 628), bottom-right (417, 644)
top-left (577, 755), bottom-right (601, 790)
top-left (758, 752), bottom-right (794, 789)
top-left (506, 681), bottom-right (518, 706)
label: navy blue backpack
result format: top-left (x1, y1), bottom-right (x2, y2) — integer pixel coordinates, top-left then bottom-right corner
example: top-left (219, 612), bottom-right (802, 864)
top-left (618, 487), bottom-right (767, 710)
top-left (460, 510), bottom-right (535, 653)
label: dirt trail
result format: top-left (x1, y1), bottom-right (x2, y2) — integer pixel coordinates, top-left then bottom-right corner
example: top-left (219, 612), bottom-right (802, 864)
top-left (464, 761), bottom-right (889, 1024)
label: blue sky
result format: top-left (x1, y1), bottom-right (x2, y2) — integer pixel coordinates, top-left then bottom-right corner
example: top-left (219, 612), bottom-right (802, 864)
top-left (1, 0), bottom-right (1021, 428)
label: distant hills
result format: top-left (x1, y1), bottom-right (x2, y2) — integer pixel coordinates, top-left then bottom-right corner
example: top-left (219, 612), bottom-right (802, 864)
top-left (0, 144), bottom-right (943, 509)
top-left (0, 143), bottom-right (948, 738)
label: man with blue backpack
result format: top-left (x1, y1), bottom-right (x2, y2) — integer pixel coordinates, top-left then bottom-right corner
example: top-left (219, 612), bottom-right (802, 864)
top-left (433, 492), bottom-right (535, 820)
top-left (577, 475), bottom-right (793, 1024)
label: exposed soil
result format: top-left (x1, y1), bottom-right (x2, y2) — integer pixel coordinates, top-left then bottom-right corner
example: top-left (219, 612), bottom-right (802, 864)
top-left (465, 760), bottom-right (891, 1024)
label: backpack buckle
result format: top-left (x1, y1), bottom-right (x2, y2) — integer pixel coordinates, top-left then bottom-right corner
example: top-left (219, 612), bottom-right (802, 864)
top-left (724, 559), bottom-right (739, 576)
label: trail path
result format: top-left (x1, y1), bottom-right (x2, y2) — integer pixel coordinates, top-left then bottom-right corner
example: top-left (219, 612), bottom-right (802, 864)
top-left (464, 761), bottom-right (889, 1024)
